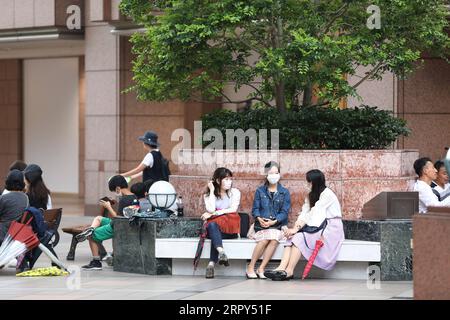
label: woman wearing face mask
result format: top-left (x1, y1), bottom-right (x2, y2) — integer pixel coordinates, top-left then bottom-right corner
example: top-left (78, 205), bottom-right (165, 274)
top-left (264, 169), bottom-right (344, 281)
top-left (246, 161), bottom-right (291, 279)
top-left (202, 167), bottom-right (241, 279)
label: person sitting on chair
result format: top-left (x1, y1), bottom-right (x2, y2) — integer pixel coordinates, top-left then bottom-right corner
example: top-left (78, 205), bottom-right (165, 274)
top-left (246, 161), bottom-right (291, 279)
top-left (0, 170), bottom-right (29, 245)
top-left (77, 175), bottom-right (137, 270)
top-left (264, 170), bottom-right (345, 281)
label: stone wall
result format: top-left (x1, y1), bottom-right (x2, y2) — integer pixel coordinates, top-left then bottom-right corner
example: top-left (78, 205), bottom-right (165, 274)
top-left (170, 149), bottom-right (419, 222)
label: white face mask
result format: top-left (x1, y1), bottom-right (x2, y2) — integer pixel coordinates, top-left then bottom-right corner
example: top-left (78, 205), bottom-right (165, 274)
top-left (267, 173), bottom-right (280, 185)
top-left (222, 179), bottom-right (233, 190)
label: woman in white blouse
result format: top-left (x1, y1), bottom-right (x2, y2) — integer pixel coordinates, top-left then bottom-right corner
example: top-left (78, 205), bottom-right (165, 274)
top-left (202, 167), bottom-right (241, 279)
top-left (264, 169), bottom-right (345, 281)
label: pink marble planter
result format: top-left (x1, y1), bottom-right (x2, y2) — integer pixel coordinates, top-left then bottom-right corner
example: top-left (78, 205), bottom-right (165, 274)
top-left (170, 149), bottom-right (419, 221)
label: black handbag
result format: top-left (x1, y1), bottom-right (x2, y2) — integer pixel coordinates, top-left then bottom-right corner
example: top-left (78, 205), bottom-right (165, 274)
top-left (254, 217), bottom-right (281, 232)
top-left (298, 219), bottom-right (328, 250)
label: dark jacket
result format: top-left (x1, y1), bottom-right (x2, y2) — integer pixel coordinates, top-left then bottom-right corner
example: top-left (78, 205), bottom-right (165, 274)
top-left (251, 183), bottom-right (291, 227)
top-left (143, 151), bottom-right (164, 183)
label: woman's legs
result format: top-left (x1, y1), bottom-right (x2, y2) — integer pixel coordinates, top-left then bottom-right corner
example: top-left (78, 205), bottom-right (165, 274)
top-left (274, 246), bottom-right (292, 271)
top-left (258, 240), bottom-right (279, 273)
top-left (206, 222), bottom-right (223, 264)
top-left (285, 244), bottom-right (302, 277)
top-left (247, 240), bottom-right (269, 274)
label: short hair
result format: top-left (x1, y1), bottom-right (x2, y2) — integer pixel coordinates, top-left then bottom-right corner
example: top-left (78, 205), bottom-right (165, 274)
top-left (9, 160), bottom-right (27, 172)
top-left (414, 157), bottom-right (433, 177)
top-left (131, 182), bottom-right (146, 199)
top-left (435, 160), bottom-right (446, 172)
top-left (5, 169), bottom-right (25, 191)
top-left (108, 175), bottom-right (128, 192)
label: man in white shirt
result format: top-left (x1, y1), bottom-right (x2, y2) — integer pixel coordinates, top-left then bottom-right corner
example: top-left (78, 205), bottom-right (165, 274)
top-left (413, 157), bottom-right (450, 213)
top-left (431, 160), bottom-right (450, 200)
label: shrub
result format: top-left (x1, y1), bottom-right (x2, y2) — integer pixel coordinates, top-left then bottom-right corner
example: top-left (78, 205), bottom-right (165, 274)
top-left (200, 106), bottom-right (410, 150)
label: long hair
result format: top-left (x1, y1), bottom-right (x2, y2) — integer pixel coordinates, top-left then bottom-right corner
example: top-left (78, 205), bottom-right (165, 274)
top-left (205, 167), bottom-right (233, 198)
top-left (26, 176), bottom-right (51, 209)
top-left (264, 161), bottom-right (280, 186)
top-left (306, 169), bottom-right (326, 207)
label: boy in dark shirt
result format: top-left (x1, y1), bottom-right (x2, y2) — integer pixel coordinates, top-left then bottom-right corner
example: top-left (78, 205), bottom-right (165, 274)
top-left (78, 175), bottom-right (137, 270)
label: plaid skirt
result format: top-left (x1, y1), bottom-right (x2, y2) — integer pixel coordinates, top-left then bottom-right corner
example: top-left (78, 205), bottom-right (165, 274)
top-left (247, 224), bottom-right (286, 242)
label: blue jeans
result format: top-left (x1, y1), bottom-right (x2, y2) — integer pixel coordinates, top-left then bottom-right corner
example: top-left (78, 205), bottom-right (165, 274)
top-left (206, 222), bottom-right (237, 263)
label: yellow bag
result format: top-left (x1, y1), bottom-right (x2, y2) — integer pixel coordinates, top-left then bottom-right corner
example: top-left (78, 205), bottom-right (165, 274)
top-left (16, 267), bottom-right (69, 277)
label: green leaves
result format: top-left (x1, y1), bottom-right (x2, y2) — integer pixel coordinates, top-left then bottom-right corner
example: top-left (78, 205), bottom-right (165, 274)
top-left (201, 106), bottom-right (411, 150)
top-left (120, 0), bottom-right (449, 110)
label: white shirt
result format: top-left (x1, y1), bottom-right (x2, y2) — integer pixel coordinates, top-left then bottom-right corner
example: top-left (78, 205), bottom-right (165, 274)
top-left (204, 188), bottom-right (241, 215)
top-left (296, 188), bottom-right (342, 227)
top-left (2, 189), bottom-right (10, 195)
top-left (432, 183), bottom-right (450, 200)
top-left (414, 180), bottom-right (450, 214)
top-left (47, 195), bottom-right (53, 210)
top-left (141, 150), bottom-right (160, 168)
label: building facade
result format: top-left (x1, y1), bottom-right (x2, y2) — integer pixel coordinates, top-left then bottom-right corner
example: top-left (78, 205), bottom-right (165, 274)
top-left (0, 0), bottom-right (448, 215)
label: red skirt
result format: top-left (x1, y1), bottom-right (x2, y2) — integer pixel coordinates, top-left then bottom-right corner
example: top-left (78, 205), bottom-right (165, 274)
top-left (208, 212), bottom-right (240, 234)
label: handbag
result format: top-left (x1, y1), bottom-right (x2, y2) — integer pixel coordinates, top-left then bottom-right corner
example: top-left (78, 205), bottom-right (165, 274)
top-left (298, 219), bottom-right (328, 250)
top-left (254, 218), bottom-right (281, 232)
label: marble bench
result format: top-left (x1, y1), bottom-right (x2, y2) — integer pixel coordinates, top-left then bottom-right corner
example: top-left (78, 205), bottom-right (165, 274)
top-left (112, 217), bottom-right (412, 280)
top-left (155, 238), bottom-right (380, 280)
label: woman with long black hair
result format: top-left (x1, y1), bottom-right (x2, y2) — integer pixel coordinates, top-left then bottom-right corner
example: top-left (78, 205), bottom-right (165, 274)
top-left (264, 169), bottom-right (344, 281)
top-left (23, 164), bottom-right (52, 210)
top-left (202, 167), bottom-right (241, 279)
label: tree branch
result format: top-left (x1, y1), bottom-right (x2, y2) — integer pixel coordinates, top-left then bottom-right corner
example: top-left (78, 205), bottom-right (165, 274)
top-left (319, 3), bottom-right (350, 36)
top-left (351, 62), bottom-right (384, 89)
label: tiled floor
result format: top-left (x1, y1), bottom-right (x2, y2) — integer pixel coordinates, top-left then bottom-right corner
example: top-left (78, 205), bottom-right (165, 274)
top-left (0, 198), bottom-right (413, 300)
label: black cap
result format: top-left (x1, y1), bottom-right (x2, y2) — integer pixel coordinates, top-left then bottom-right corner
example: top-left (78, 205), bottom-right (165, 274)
top-left (138, 131), bottom-right (160, 147)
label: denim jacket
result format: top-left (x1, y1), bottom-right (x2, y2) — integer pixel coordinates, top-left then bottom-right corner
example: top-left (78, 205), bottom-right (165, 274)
top-left (251, 183), bottom-right (291, 227)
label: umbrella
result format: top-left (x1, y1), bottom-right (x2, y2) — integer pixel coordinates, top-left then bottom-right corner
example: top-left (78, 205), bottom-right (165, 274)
top-left (193, 221), bottom-right (208, 271)
top-left (0, 213), bottom-right (68, 272)
top-left (301, 239), bottom-right (324, 280)
top-left (0, 219), bottom-right (39, 268)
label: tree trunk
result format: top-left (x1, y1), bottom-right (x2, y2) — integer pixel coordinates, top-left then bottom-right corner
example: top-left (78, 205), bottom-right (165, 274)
top-left (275, 82), bottom-right (286, 114)
top-left (302, 84), bottom-right (313, 107)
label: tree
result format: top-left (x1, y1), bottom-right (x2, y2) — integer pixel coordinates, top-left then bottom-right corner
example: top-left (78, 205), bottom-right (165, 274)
top-left (120, 0), bottom-right (449, 114)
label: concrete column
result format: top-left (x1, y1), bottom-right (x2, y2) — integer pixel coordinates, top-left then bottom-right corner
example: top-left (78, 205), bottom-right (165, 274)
top-left (84, 0), bottom-right (120, 215)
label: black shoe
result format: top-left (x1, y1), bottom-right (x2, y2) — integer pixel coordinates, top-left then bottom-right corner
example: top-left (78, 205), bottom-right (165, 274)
top-left (218, 252), bottom-right (229, 267)
top-left (206, 265), bottom-right (214, 279)
top-left (81, 260), bottom-right (102, 270)
top-left (263, 270), bottom-right (278, 279)
top-left (271, 270), bottom-right (288, 281)
top-left (76, 227), bottom-right (94, 242)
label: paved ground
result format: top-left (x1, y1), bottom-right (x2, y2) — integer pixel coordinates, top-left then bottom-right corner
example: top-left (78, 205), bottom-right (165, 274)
top-left (0, 197), bottom-right (413, 300)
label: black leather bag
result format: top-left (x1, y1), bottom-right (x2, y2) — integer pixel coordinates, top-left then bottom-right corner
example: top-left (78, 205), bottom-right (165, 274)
top-left (254, 218), bottom-right (281, 232)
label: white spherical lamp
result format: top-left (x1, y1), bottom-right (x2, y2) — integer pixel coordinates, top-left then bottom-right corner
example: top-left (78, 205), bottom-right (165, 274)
top-left (148, 181), bottom-right (177, 210)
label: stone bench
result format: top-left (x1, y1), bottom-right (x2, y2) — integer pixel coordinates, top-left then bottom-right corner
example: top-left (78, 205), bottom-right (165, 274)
top-left (112, 216), bottom-right (412, 280)
top-left (155, 237), bottom-right (381, 280)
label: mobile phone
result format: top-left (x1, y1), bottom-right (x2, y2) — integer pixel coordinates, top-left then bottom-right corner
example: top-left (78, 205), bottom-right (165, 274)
top-left (100, 197), bottom-right (112, 202)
